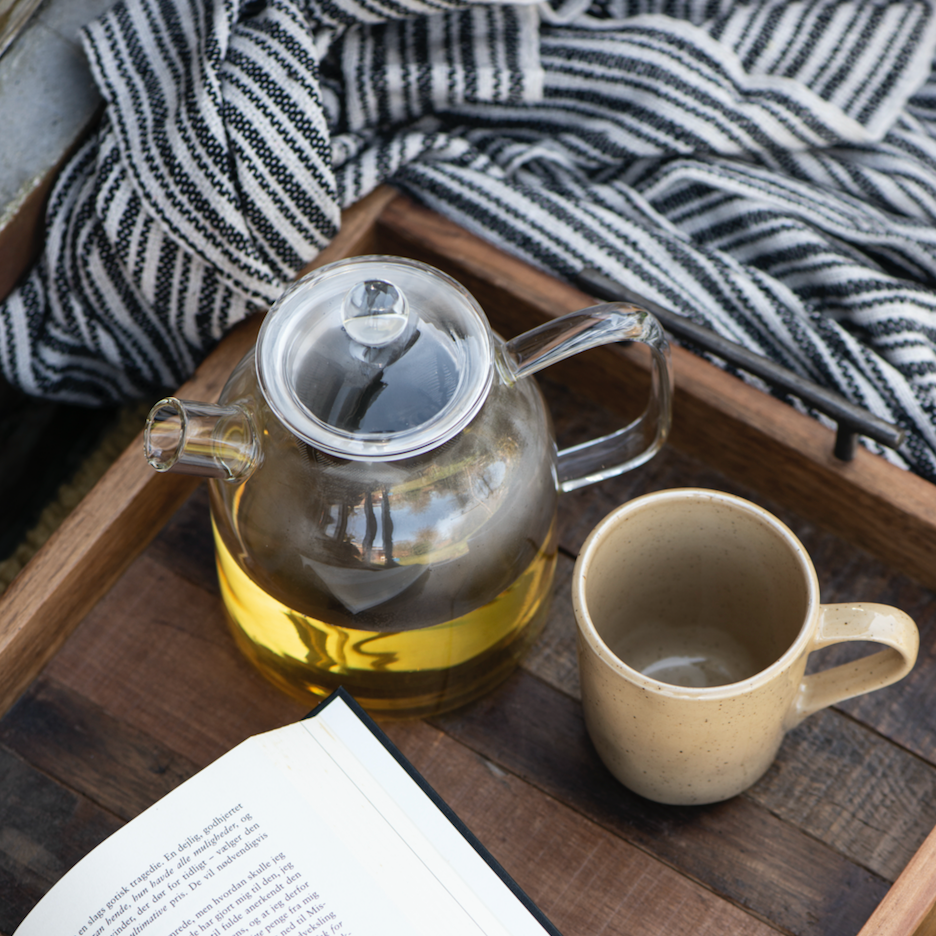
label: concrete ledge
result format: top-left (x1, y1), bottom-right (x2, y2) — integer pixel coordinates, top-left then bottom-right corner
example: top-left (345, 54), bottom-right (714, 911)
top-left (0, 0), bottom-right (44, 60)
top-left (0, 0), bottom-right (113, 301)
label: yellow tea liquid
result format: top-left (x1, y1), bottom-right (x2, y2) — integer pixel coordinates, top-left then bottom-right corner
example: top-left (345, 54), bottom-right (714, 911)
top-left (214, 523), bottom-right (556, 718)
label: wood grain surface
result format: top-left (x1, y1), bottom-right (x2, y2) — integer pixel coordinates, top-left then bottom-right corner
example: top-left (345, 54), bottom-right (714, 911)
top-left (2, 371), bottom-right (934, 936)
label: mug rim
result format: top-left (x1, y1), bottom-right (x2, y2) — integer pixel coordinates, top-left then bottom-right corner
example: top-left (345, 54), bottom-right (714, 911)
top-left (572, 487), bottom-right (820, 699)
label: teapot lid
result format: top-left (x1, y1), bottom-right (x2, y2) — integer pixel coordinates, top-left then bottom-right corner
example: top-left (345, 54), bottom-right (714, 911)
top-left (256, 256), bottom-right (494, 460)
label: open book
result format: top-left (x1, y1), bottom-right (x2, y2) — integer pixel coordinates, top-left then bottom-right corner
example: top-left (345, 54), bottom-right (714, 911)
top-left (15, 689), bottom-right (561, 936)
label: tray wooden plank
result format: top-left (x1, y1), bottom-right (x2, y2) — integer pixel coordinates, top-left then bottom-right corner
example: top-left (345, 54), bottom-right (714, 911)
top-left (858, 826), bottom-right (936, 936)
top-left (0, 740), bottom-right (122, 930)
top-left (0, 679), bottom-right (200, 820)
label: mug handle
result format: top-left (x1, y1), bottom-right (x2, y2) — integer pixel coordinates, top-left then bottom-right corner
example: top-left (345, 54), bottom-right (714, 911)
top-left (788, 603), bottom-right (919, 727)
top-left (504, 303), bottom-right (673, 493)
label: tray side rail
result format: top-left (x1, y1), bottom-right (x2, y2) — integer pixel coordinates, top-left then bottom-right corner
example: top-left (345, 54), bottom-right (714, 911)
top-left (857, 821), bottom-right (936, 936)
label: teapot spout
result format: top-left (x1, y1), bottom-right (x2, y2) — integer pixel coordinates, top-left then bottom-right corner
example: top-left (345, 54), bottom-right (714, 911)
top-left (144, 397), bottom-right (260, 482)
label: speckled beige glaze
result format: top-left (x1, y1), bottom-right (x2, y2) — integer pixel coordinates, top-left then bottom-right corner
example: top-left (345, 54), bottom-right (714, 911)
top-left (572, 489), bottom-right (919, 806)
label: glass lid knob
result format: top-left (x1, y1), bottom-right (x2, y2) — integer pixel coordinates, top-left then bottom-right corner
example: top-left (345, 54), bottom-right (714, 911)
top-left (342, 280), bottom-right (411, 348)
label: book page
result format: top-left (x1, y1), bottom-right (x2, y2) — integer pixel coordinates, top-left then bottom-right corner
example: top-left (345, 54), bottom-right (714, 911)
top-left (294, 699), bottom-right (550, 936)
top-left (14, 697), bottom-right (552, 936)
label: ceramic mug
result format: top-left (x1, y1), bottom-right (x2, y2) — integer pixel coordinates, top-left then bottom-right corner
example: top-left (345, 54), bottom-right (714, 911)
top-left (572, 488), bottom-right (919, 805)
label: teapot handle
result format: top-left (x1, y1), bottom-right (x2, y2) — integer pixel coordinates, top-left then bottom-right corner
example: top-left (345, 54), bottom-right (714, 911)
top-left (504, 303), bottom-right (673, 493)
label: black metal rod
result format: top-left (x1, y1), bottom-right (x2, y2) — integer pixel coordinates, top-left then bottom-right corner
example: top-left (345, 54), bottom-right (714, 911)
top-left (574, 267), bottom-right (905, 458)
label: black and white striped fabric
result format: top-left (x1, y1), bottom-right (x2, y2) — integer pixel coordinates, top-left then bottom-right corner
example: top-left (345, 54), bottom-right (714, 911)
top-left (2, 0), bottom-right (936, 480)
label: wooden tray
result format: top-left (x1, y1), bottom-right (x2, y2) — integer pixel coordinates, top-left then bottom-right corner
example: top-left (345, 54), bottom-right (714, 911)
top-left (1, 187), bottom-right (935, 936)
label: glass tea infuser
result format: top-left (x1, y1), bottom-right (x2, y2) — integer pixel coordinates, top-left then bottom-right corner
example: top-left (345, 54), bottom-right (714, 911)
top-left (144, 256), bottom-right (673, 717)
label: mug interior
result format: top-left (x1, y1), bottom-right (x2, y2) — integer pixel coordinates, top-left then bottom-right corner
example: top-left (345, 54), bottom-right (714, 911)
top-left (582, 492), bottom-right (811, 688)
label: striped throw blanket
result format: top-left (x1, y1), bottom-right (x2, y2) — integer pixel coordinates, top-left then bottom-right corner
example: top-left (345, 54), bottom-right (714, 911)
top-left (2, 0), bottom-right (936, 481)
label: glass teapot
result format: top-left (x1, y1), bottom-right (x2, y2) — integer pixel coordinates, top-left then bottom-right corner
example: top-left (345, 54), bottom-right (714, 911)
top-left (144, 256), bottom-right (672, 718)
